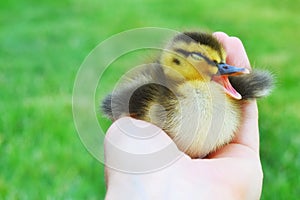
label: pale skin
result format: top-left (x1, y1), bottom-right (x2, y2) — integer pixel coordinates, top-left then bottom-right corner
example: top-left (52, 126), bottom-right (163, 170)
top-left (104, 32), bottom-right (263, 200)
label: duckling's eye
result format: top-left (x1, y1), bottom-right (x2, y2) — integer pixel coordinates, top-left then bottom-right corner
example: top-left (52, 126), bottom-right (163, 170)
top-left (172, 58), bottom-right (180, 65)
top-left (190, 53), bottom-right (204, 61)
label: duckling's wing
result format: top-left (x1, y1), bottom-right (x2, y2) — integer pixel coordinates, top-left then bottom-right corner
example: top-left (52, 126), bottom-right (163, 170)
top-left (128, 82), bottom-right (176, 121)
top-left (101, 63), bottom-right (174, 121)
top-left (229, 70), bottom-right (274, 99)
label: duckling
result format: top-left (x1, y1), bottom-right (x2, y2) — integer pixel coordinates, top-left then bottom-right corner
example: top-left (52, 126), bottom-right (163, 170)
top-left (101, 32), bottom-right (273, 158)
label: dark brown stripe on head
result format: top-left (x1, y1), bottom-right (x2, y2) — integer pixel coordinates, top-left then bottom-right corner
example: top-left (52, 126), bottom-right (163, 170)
top-left (173, 32), bottom-right (223, 58)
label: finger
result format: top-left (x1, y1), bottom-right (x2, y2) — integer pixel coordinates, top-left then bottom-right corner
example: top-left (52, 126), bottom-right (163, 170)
top-left (213, 32), bottom-right (251, 70)
top-left (211, 32), bottom-right (260, 157)
top-left (104, 117), bottom-right (182, 174)
top-left (212, 31), bottom-right (228, 45)
top-left (232, 100), bottom-right (259, 153)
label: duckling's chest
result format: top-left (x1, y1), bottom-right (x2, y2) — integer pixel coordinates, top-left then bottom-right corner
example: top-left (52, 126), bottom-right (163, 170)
top-left (176, 81), bottom-right (237, 120)
top-left (166, 81), bottom-right (241, 157)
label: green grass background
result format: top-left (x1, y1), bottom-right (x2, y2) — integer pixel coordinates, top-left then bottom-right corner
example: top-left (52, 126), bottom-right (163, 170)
top-left (1, 0), bottom-right (299, 199)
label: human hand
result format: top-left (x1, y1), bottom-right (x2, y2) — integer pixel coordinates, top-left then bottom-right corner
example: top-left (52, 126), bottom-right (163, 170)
top-left (104, 32), bottom-right (263, 200)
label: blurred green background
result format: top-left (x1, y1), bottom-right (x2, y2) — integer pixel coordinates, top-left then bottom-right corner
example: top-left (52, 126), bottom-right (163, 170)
top-left (1, 0), bottom-right (299, 199)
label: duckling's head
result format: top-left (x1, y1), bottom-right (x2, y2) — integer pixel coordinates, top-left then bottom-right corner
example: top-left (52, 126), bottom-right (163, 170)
top-left (159, 32), bottom-right (249, 99)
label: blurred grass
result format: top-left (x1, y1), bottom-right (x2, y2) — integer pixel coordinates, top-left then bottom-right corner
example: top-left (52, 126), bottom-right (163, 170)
top-left (1, 0), bottom-right (299, 199)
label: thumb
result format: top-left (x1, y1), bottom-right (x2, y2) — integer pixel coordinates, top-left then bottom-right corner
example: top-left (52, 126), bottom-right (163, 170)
top-left (213, 32), bottom-right (251, 70)
top-left (104, 117), bottom-right (182, 174)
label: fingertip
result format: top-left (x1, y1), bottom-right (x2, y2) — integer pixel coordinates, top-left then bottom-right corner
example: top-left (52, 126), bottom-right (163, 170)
top-left (229, 36), bottom-right (242, 44)
top-left (216, 34), bottom-right (251, 69)
top-left (212, 31), bottom-right (229, 43)
top-left (212, 31), bottom-right (229, 38)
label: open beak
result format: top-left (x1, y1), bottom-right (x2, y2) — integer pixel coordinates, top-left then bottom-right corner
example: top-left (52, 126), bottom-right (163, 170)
top-left (217, 63), bottom-right (250, 76)
top-left (213, 63), bottom-right (250, 100)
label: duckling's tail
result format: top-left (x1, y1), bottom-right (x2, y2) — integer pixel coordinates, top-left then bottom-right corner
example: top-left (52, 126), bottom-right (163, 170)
top-left (101, 92), bottom-right (130, 120)
top-left (229, 70), bottom-right (274, 99)
top-left (101, 94), bottom-right (114, 119)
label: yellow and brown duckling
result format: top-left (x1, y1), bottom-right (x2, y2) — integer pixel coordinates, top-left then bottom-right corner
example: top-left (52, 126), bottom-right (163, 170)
top-left (102, 32), bottom-right (273, 158)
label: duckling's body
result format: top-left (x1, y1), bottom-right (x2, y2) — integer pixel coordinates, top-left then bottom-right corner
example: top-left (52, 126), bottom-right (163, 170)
top-left (102, 32), bottom-right (273, 158)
